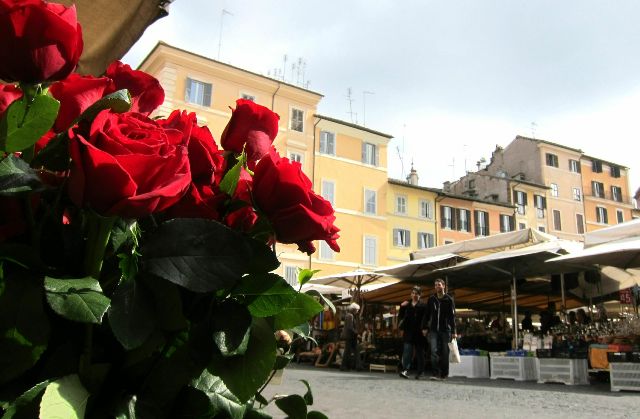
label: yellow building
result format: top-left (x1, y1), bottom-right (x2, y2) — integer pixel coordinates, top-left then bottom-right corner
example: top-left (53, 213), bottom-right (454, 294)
top-left (138, 42), bottom-right (392, 283)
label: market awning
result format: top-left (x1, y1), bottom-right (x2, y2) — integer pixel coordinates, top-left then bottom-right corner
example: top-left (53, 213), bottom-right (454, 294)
top-left (374, 253), bottom-right (465, 279)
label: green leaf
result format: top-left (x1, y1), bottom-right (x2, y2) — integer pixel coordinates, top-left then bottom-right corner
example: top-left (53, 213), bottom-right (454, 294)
top-left (297, 269), bottom-right (320, 287)
top-left (273, 354), bottom-right (292, 370)
top-left (231, 274), bottom-right (297, 318)
top-left (113, 395), bottom-right (137, 419)
top-left (72, 89), bottom-right (132, 126)
top-left (0, 95), bottom-right (59, 153)
top-left (219, 154), bottom-right (245, 196)
top-left (244, 238), bottom-right (280, 275)
top-left (141, 274), bottom-right (187, 332)
top-left (0, 275), bottom-right (50, 385)
top-left (274, 394), bottom-right (307, 419)
top-left (208, 317), bottom-right (276, 403)
top-left (300, 379), bottom-right (313, 406)
top-left (273, 293), bottom-right (323, 330)
top-left (189, 370), bottom-right (246, 419)
top-left (142, 218), bottom-right (258, 293)
top-left (44, 276), bottom-right (111, 324)
top-left (307, 411), bottom-right (329, 419)
top-left (212, 300), bottom-right (251, 357)
top-left (39, 375), bottom-right (89, 419)
top-left (0, 243), bottom-right (41, 270)
top-left (0, 154), bottom-right (44, 195)
top-left (108, 275), bottom-right (155, 350)
top-left (303, 290), bottom-right (335, 314)
top-left (29, 132), bottom-right (69, 172)
top-left (0, 380), bottom-right (49, 418)
top-left (289, 323), bottom-right (312, 339)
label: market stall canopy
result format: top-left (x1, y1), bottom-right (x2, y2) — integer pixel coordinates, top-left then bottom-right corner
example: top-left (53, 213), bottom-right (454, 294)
top-left (548, 236), bottom-right (640, 270)
top-left (59, 0), bottom-right (175, 75)
top-left (309, 269), bottom-right (397, 290)
top-left (411, 228), bottom-right (557, 260)
top-left (374, 253), bottom-right (466, 279)
top-left (583, 218), bottom-right (640, 247)
top-left (568, 266), bottom-right (640, 300)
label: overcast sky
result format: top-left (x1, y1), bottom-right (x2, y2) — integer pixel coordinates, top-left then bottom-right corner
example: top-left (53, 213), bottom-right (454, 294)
top-left (123, 0), bottom-right (640, 195)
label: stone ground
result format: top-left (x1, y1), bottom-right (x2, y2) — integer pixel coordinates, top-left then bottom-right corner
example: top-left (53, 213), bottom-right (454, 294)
top-left (261, 364), bottom-right (639, 419)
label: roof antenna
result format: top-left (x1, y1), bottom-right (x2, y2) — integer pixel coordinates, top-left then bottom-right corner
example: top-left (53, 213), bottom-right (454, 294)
top-left (346, 88), bottom-right (356, 122)
top-left (217, 9), bottom-right (233, 61)
top-left (531, 121), bottom-right (537, 139)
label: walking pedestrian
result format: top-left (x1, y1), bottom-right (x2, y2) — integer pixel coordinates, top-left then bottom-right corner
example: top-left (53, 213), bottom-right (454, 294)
top-left (423, 278), bottom-right (456, 380)
top-left (340, 302), bottom-right (361, 371)
top-left (398, 286), bottom-right (427, 379)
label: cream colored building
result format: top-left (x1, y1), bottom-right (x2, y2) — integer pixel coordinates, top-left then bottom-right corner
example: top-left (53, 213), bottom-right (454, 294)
top-left (138, 42), bottom-right (392, 283)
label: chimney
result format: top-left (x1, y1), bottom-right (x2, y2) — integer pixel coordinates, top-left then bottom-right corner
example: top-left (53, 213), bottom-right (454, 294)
top-left (406, 164), bottom-right (419, 185)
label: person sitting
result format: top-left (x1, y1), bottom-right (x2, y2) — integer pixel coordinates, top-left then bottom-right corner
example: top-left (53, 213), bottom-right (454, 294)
top-left (314, 342), bottom-right (337, 367)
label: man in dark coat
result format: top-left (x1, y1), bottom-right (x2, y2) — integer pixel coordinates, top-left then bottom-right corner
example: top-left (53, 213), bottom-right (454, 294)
top-left (340, 302), bottom-right (361, 371)
top-left (398, 286), bottom-right (427, 379)
top-left (422, 278), bottom-right (456, 380)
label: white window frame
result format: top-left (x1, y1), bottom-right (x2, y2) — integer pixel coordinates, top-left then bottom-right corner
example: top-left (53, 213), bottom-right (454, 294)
top-left (321, 180), bottom-right (335, 205)
top-left (553, 209), bottom-right (562, 231)
top-left (362, 142), bottom-right (378, 166)
top-left (417, 232), bottom-right (435, 249)
top-left (569, 159), bottom-right (581, 173)
top-left (515, 190), bottom-right (526, 215)
top-left (442, 206), bottom-right (453, 230)
top-left (185, 77), bottom-right (212, 107)
top-left (458, 209), bottom-right (470, 232)
top-left (363, 235), bottom-right (377, 266)
top-left (500, 214), bottom-right (513, 233)
top-left (572, 187), bottom-right (582, 202)
top-left (393, 228), bottom-right (410, 247)
top-left (289, 151), bottom-right (303, 164)
top-left (550, 183), bottom-right (559, 197)
top-left (364, 189), bottom-right (377, 215)
top-left (592, 181), bottom-right (604, 198)
top-left (596, 206), bottom-right (608, 224)
top-left (290, 107), bottom-right (304, 132)
top-left (576, 213), bottom-right (585, 235)
top-left (475, 210), bottom-right (489, 236)
top-left (612, 186), bottom-right (622, 203)
top-left (616, 209), bottom-right (624, 224)
top-left (319, 130), bottom-right (336, 155)
top-left (284, 265), bottom-right (299, 287)
top-left (319, 241), bottom-right (335, 260)
top-left (395, 195), bottom-right (407, 215)
top-left (545, 153), bottom-right (559, 168)
top-left (420, 200), bottom-right (433, 219)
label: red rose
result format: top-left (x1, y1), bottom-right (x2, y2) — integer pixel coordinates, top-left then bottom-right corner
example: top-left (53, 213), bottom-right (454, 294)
top-left (0, 0), bottom-right (83, 83)
top-left (105, 61), bottom-right (164, 115)
top-left (67, 110), bottom-right (191, 218)
top-left (49, 61), bottom-right (165, 133)
top-left (220, 99), bottom-right (279, 162)
top-left (158, 110), bottom-right (227, 220)
top-left (252, 150), bottom-right (340, 255)
top-left (0, 83), bottom-right (22, 116)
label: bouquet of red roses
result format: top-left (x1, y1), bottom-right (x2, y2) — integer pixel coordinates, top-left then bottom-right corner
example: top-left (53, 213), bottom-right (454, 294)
top-left (0, 1), bottom-right (337, 417)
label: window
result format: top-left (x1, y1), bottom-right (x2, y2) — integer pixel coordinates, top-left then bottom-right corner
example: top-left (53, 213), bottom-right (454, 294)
top-left (611, 186), bottom-right (623, 202)
top-left (592, 159), bottom-right (603, 173)
top-left (319, 131), bottom-right (335, 155)
top-left (572, 188), bottom-right (582, 201)
top-left (545, 153), bottom-right (559, 167)
top-left (185, 77), bottom-right (212, 106)
top-left (534, 194), bottom-right (546, 219)
top-left (553, 209), bottom-right (562, 231)
top-left (474, 210), bottom-right (489, 236)
top-left (468, 179), bottom-right (476, 189)
top-left (576, 214), bottom-right (585, 235)
top-left (550, 183), bottom-right (559, 197)
top-left (518, 222), bottom-right (526, 230)
top-left (514, 190), bottom-right (527, 215)
top-left (395, 195), bottom-right (407, 214)
top-left (610, 165), bottom-right (621, 178)
top-left (500, 214), bottom-right (514, 233)
top-left (319, 241), bottom-right (334, 260)
top-left (596, 206), bottom-right (608, 224)
top-left (417, 232), bottom-right (435, 249)
top-left (441, 206), bottom-right (453, 229)
top-left (290, 108), bottom-right (304, 132)
top-left (321, 180), bottom-right (335, 205)
top-left (362, 142), bottom-right (378, 166)
top-left (419, 200), bottom-right (433, 219)
top-left (569, 159), bottom-right (581, 173)
top-left (289, 151), bottom-right (303, 164)
top-left (457, 209), bottom-right (471, 232)
top-left (240, 93), bottom-right (255, 101)
top-left (538, 226), bottom-right (546, 233)
top-left (364, 189), bottom-right (376, 215)
top-left (284, 266), bottom-right (298, 287)
top-left (364, 236), bottom-right (377, 265)
top-left (393, 228), bottom-right (410, 247)
top-left (592, 181), bottom-right (604, 198)
top-left (617, 209), bottom-right (624, 224)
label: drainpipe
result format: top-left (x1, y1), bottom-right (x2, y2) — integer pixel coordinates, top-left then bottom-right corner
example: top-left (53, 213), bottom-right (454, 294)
top-left (271, 82), bottom-right (281, 111)
top-left (434, 194), bottom-right (446, 249)
top-left (308, 117), bottom-right (322, 270)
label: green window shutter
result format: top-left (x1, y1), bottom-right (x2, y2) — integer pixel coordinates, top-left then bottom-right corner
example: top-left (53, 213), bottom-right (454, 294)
top-left (203, 83), bottom-right (212, 107)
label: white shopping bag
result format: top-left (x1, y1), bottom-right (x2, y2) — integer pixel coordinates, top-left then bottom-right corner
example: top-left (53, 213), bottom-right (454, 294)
top-left (448, 338), bottom-right (461, 363)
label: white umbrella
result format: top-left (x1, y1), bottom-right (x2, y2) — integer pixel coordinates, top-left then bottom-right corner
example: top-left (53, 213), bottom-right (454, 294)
top-left (548, 236), bottom-right (640, 269)
top-left (310, 268), bottom-right (396, 290)
top-left (374, 253), bottom-right (465, 279)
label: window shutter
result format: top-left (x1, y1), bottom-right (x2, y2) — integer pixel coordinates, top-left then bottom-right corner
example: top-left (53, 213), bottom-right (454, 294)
top-left (474, 210), bottom-right (479, 235)
top-left (203, 83), bottom-right (212, 107)
top-left (361, 143), bottom-right (366, 163)
top-left (185, 77), bottom-right (192, 102)
top-left (440, 206), bottom-right (446, 227)
top-left (452, 208), bottom-right (459, 231)
top-left (510, 215), bottom-right (515, 231)
top-left (485, 212), bottom-right (490, 233)
top-left (604, 209), bottom-right (608, 224)
top-left (406, 230), bottom-right (411, 247)
top-left (522, 193), bottom-right (528, 206)
top-left (374, 145), bottom-right (379, 166)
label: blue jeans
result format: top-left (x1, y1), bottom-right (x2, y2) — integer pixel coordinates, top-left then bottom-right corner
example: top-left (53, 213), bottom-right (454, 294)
top-left (428, 331), bottom-right (450, 378)
top-left (401, 342), bottom-right (425, 375)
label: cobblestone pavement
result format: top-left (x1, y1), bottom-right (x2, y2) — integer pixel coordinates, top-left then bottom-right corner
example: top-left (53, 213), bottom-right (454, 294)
top-left (261, 364), bottom-right (639, 419)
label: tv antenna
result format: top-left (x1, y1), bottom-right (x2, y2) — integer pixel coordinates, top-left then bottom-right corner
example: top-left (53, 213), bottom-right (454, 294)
top-left (449, 158), bottom-right (456, 179)
top-left (531, 121), bottom-right (538, 139)
top-left (346, 88), bottom-right (356, 122)
top-left (362, 90), bottom-right (374, 126)
top-left (217, 9), bottom-right (233, 60)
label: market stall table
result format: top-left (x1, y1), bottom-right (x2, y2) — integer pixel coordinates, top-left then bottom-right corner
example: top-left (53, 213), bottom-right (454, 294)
top-left (490, 354), bottom-right (538, 381)
top-left (449, 355), bottom-right (490, 378)
top-left (536, 358), bottom-right (589, 385)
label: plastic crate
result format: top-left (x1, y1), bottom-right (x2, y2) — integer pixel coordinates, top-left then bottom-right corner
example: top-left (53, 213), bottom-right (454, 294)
top-left (449, 355), bottom-right (490, 378)
top-left (536, 358), bottom-right (589, 385)
top-left (490, 355), bottom-right (538, 381)
top-left (610, 362), bottom-right (640, 392)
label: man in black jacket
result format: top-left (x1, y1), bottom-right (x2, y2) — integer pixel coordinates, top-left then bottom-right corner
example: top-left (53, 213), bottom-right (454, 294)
top-left (398, 286), bottom-right (427, 379)
top-left (422, 278), bottom-right (456, 380)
